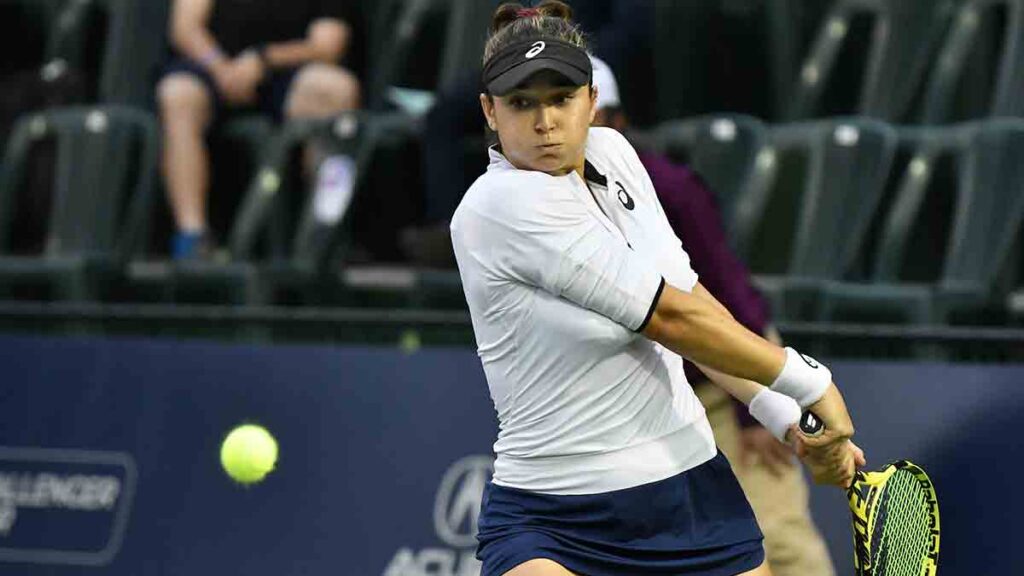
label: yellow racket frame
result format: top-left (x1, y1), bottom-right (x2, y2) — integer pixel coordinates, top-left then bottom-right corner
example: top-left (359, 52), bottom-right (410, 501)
top-left (847, 460), bottom-right (940, 576)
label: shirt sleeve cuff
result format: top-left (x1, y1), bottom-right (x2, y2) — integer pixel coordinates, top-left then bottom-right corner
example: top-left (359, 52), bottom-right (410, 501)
top-left (634, 277), bottom-right (666, 333)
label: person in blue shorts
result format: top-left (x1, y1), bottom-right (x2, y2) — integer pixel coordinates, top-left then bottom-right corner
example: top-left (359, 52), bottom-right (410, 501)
top-left (157, 0), bottom-right (362, 259)
top-left (449, 2), bottom-right (866, 575)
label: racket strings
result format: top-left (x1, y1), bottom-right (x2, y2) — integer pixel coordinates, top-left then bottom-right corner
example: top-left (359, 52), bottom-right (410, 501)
top-left (873, 471), bottom-right (932, 575)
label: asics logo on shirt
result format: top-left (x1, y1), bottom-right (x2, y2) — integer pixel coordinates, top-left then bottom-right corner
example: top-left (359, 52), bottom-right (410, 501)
top-left (616, 182), bottom-right (635, 211)
top-left (525, 41), bottom-right (546, 58)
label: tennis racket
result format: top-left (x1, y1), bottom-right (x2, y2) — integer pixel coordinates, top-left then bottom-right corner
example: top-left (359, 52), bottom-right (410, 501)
top-left (800, 412), bottom-right (941, 576)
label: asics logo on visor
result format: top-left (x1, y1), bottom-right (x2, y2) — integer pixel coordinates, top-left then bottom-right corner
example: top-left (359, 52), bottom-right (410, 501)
top-left (525, 41), bottom-right (546, 59)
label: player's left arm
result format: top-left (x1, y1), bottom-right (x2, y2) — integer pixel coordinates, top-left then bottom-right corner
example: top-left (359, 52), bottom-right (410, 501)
top-left (685, 282), bottom-right (867, 481)
top-left (686, 282), bottom-right (823, 421)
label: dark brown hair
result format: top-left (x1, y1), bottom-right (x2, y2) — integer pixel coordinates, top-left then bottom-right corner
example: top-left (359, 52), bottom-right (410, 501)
top-left (483, 1), bottom-right (588, 67)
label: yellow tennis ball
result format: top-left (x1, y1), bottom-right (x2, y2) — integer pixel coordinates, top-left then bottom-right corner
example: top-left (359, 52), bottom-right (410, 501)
top-left (220, 424), bottom-right (278, 484)
top-left (399, 329), bottom-right (421, 354)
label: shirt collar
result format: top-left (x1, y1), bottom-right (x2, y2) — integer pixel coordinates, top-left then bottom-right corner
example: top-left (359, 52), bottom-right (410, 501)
top-left (583, 159), bottom-right (608, 186)
top-left (487, 145), bottom-right (513, 170)
top-left (487, 145), bottom-right (608, 186)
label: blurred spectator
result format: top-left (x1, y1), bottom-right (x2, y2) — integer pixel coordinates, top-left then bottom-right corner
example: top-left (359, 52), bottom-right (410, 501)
top-left (400, 71), bottom-right (480, 267)
top-left (590, 55), bottom-right (837, 576)
top-left (571, 0), bottom-right (656, 125)
top-left (158, 0), bottom-right (361, 259)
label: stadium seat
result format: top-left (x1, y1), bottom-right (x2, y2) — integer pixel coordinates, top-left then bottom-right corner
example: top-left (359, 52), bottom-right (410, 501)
top-left (219, 116), bottom-right (276, 166)
top-left (45, 0), bottom-right (103, 80)
top-left (648, 114), bottom-right (770, 254)
top-left (364, 0), bottom-right (437, 112)
top-left (785, 0), bottom-right (956, 122)
top-left (98, 0), bottom-right (169, 107)
top-left (917, 0), bottom-right (1024, 124)
top-left (0, 0), bottom-right (67, 76)
top-left (745, 117), bottom-right (898, 320)
top-left (819, 119), bottom-right (1024, 328)
top-left (47, 0), bottom-right (168, 107)
top-left (127, 111), bottom-right (404, 306)
top-left (436, 0), bottom-right (493, 96)
top-left (652, 0), bottom-right (818, 122)
top-left (0, 106), bottom-right (159, 301)
top-left (361, 0), bottom-right (492, 117)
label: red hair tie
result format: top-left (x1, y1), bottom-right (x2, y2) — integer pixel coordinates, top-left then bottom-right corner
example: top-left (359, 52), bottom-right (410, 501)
top-left (516, 8), bottom-right (541, 18)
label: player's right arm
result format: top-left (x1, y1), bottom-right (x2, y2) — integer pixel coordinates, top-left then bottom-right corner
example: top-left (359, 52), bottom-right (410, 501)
top-left (643, 283), bottom-right (864, 485)
top-left (643, 282), bottom-right (788, 387)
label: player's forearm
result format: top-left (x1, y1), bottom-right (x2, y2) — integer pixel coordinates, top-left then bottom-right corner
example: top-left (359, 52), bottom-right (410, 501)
top-left (695, 363), bottom-right (765, 405)
top-left (643, 285), bottom-right (786, 385)
top-left (689, 285), bottom-right (781, 403)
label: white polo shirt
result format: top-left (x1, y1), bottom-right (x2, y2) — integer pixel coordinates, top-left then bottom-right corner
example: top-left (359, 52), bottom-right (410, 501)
top-left (450, 127), bottom-right (716, 495)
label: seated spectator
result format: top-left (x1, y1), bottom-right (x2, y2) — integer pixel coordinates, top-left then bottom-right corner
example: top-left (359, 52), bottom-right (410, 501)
top-left (158, 0), bottom-right (361, 259)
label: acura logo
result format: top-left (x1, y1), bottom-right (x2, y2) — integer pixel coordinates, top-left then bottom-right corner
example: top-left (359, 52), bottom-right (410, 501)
top-left (432, 456), bottom-right (494, 547)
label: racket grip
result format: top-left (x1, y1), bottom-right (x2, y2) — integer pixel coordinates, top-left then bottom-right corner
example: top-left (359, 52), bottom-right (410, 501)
top-left (799, 411), bottom-right (825, 437)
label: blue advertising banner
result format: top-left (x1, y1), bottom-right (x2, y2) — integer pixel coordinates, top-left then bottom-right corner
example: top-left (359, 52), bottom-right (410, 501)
top-left (0, 448), bottom-right (135, 566)
top-left (0, 334), bottom-right (1022, 575)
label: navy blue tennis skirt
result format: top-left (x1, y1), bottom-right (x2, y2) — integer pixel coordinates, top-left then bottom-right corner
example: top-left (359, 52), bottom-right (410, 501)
top-left (476, 451), bottom-right (764, 576)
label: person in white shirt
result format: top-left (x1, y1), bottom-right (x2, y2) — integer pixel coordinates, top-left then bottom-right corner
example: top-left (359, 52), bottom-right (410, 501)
top-left (450, 3), bottom-right (865, 575)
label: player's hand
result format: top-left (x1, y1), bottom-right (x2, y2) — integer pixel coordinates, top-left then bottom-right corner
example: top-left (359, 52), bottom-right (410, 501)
top-left (785, 382), bottom-right (866, 487)
top-left (798, 383), bottom-right (856, 445)
top-left (792, 437), bottom-right (866, 487)
top-left (740, 426), bottom-right (795, 476)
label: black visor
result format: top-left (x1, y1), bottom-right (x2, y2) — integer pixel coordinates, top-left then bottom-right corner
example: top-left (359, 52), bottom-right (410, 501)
top-left (483, 38), bottom-right (592, 96)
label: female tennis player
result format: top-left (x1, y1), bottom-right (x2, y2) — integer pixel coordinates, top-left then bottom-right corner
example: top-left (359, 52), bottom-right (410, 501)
top-left (449, 3), bottom-right (866, 575)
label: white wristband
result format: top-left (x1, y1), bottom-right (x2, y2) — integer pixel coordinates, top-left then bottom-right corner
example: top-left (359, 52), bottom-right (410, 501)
top-left (748, 388), bottom-right (802, 442)
top-left (770, 347), bottom-right (832, 409)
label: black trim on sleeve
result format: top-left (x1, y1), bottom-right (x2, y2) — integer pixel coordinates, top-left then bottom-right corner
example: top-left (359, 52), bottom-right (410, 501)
top-left (635, 277), bottom-right (666, 333)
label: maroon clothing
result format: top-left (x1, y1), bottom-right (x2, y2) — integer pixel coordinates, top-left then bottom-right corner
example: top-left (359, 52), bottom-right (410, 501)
top-left (639, 151), bottom-right (771, 428)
